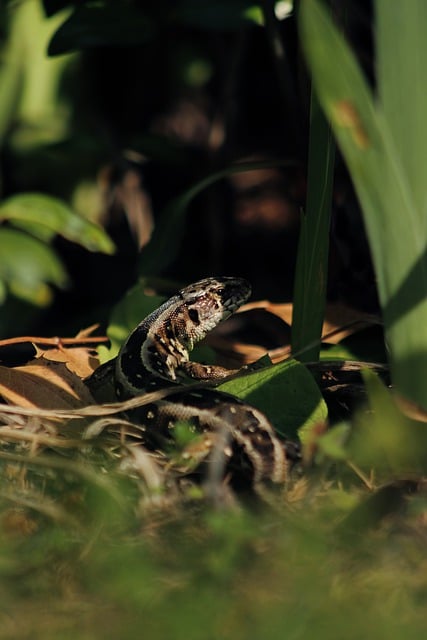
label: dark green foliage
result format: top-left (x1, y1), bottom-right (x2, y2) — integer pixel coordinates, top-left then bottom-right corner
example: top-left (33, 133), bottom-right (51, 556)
top-left (48, 4), bottom-right (155, 55)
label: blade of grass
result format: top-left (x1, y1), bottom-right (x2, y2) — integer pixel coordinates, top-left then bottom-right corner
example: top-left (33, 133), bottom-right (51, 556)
top-left (291, 88), bottom-right (335, 361)
top-left (300, 0), bottom-right (427, 408)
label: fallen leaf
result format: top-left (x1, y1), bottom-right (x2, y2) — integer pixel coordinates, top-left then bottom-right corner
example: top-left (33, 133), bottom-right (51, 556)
top-left (240, 300), bottom-right (378, 344)
top-left (0, 358), bottom-right (95, 409)
top-left (205, 301), bottom-right (379, 369)
top-left (35, 344), bottom-right (100, 378)
top-left (34, 325), bottom-right (102, 377)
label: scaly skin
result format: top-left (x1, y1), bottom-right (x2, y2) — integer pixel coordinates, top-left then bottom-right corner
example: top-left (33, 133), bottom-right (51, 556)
top-left (88, 277), bottom-right (300, 488)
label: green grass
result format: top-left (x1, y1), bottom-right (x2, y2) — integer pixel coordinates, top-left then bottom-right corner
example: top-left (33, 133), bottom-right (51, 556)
top-left (1, 476), bottom-right (426, 640)
top-left (1, 377), bottom-right (427, 640)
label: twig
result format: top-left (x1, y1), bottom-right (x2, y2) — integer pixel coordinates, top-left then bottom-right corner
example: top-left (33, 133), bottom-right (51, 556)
top-left (0, 335), bottom-right (108, 348)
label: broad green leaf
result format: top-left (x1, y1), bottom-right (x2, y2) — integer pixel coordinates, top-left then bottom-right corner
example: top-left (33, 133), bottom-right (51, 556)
top-left (300, 0), bottom-right (427, 409)
top-left (0, 1), bottom-right (76, 149)
top-left (0, 279), bottom-right (7, 304)
top-left (10, 219), bottom-right (56, 243)
top-left (0, 193), bottom-right (115, 254)
top-left (219, 359), bottom-right (327, 439)
top-left (0, 228), bottom-right (68, 306)
top-left (0, 5), bottom-right (23, 144)
top-left (377, 0), bottom-right (427, 222)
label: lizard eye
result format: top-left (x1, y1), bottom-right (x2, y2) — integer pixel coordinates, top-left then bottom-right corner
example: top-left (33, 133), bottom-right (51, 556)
top-left (188, 308), bottom-right (200, 324)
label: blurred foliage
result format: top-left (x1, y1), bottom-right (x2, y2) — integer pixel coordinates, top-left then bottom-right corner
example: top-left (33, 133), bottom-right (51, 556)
top-left (2, 498), bottom-right (427, 640)
top-left (1, 2), bottom-right (427, 638)
top-left (0, 0), bottom-right (306, 337)
top-left (0, 193), bottom-right (115, 252)
top-left (0, 369), bottom-right (427, 638)
top-left (0, 0), bottom-right (116, 333)
top-left (0, 193), bottom-right (114, 310)
top-left (0, 226), bottom-right (67, 305)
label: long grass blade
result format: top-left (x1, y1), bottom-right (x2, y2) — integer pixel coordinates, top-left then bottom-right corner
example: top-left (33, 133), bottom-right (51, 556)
top-left (299, 0), bottom-right (427, 408)
top-left (291, 88), bottom-right (335, 361)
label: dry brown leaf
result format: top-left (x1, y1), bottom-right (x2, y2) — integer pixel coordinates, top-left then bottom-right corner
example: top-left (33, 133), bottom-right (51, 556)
top-left (34, 344), bottom-right (100, 378)
top-left (0, 358), bottom-right (95, 409)
top-left (34, 325), bottom-right (102, 378)
top-left (207, 300), bottom-right (379, 368)
top-left (240, 300), bottom-right (379, 344)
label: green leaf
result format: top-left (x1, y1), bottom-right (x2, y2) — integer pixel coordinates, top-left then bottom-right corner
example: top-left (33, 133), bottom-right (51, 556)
top-left (377, 0), bottom-right (427, 220)
top-left (0, 193), bottom-right (115, 254)
top-left (0, 5), bottom-right (24, 145)
top-left (0, 1), bottom-right (76, 149)
top-left (300, 0), bottom-right (427, 409)
top-left (0, 228), bottom-right (68, 306)
top-left (219, 359), bottom-right (327, 439)
top-left (0, 278), bottom-right (7, 304)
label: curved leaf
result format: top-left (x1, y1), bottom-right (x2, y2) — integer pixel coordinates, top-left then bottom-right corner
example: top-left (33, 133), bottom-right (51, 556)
top-left (0, 228), bottom-right (68, 305)
top-left (0, 193), bottom-right (115, 254)
top-left (300, 0), bottom-right (427, 408)
top-left (219, 359), bottom-right (327, 439)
